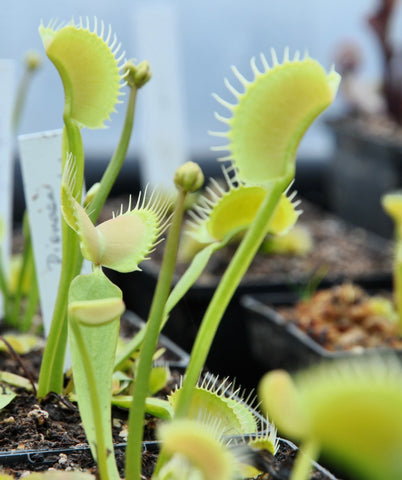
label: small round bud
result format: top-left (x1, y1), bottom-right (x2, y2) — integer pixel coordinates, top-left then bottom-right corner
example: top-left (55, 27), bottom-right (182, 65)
top-left (174, 162), bottom-right (204, 193)
top-left (24, 50), bottom-right (43, 71)
top-left (83, 182), bottom-right (100, 208)
top-left (125, 60), bottom-right (152, 88)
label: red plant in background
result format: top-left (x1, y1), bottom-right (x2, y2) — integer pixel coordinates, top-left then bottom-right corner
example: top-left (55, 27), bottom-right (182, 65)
top-left (368, 0), bottom-right (402, 124)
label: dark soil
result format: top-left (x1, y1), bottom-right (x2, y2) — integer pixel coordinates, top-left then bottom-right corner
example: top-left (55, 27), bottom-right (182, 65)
top-left (0, 343), bottom-right (338, 479)
top-left (141, 199), bottom-right (392, 287)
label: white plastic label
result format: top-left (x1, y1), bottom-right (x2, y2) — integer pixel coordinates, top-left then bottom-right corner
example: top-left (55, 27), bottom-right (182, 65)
top-left (18, 130), bottom-right (63, 335)
top-left (134, 3), bottom-right (189, 190)
top-left (18, 130), bottom-right (93, 338)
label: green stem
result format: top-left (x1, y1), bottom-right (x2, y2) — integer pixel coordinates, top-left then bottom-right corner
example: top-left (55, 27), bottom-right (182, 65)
top-left (290, 441), bottom-right (319, 480)
top-left (174, 179), bottom-right (287, 418)
top-left (37, 123), bottom-right (84, 397)
top-left (9, 213), bottom-right (32, 327)
top-left (154, 178), bottom-right (288, 474)
top-left (12, 69), bottom-right (33, 133)
top-left (20, 262), bottom-right (40, 332)
top-left (393, 233), bottom-right (402, 334)
top-left (88, 84), bottom-right (138, 223)
top-left (125, 188), bottom-right (187, 480)
top-left (0, 246), bottom-right (11, 320)
top-left (69, 318), bottom-right (112, 480)
top-left (37, 220), bottom-right (81, 396)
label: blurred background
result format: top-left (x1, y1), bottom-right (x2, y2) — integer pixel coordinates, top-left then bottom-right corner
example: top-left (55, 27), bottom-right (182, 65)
top-left (1, 0), bottom-right (402, 205)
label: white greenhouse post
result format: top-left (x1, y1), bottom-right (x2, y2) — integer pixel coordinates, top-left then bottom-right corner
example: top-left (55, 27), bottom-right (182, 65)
top-left (134, 2), bottom-right (189, 191)
top-left (0, 60), bottom-right (16, 319)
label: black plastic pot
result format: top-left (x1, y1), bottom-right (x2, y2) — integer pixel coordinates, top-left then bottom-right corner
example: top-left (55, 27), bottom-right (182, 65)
top-left (0, 433), bottom-right (338, 480)
top-left (241, 276), bottom-right (401, 374)
top-left (0, 333), bottom-right (338, 480)
top-left (108, 246), bottom-right (392, 391)
top-left (108, 261), bottom-right (292, 390)
top-left (123, 310), bottom-right (190, 369)
top-left (326, 117), bottom-right (402, 238)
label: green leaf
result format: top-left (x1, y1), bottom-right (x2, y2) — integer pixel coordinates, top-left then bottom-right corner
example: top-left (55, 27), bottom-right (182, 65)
top-left (26, 472), bottom-right (95, 480)
top-left (111, 395), bottom-right (174, 421)
top-left (145, 397), bottom-right (174, 421)
top-left (148, 365), bottom-right (170, 395)
top-left (0, 334), bottom-right (44, 355)
top-left (0, 371), bottom-right (34, 391)
top-left (0, 391), bottom-right (16, 410)
top-left (68, 269), bottom-right (122, 480)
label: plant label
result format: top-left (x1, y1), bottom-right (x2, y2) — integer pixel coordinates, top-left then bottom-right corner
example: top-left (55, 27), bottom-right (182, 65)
top-left (133, 3), bottom-right (189, 191)
top-left (18, 130), bottom-right (90, 337)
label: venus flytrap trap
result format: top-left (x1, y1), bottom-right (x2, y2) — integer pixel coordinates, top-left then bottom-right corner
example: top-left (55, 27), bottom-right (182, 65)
top-left (259, 224), bottom-right (313, 256)
top-left (178, 181), bottom-right (312, 263)
top-left (259, 357), bottom-right (402, 480)
top-left (168, 376), bottom-right (260, 437)
top-left (165, 50), bottom-right (340, 443)
top-left (187, 177), bottom-right (301, 246)
top-left (163, 177), bottom-right (302, 318)
top-left (36, 18), bottom-right (150, 397)
top-left (155, 418), bottom-right (239, 480)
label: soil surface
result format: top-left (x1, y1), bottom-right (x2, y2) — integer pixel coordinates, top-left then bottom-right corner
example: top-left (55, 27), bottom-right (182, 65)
top-left (0, 337), bottom-right (338, 479)
top-left (138, 199), bottom-right (392, 287)
top-left (279, 282), bottom-right (402, 352)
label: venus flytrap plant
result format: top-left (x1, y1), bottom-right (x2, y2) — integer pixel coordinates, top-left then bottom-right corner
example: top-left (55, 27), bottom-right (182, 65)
top-left (168, 376), bottom-right (260, 437)
top-left (259, 357), bottom-right (402, 480)
top-left (12, 50), bottom-right (43, 132)
top-left (382, 191), bottom-right (402, 333)
top-left (112, 178), bottom-right (289, 372)
top-left (0, 50), bottom-right (42, 331)
top-left (161, 178), bottom-right (302, 324)
top-left (0, 202), bottom-right (40, 333)
top-left (125, 161), bottom-right (204, 480)
top-left (6, 214), bottom-right (40, 331)
top-left (259, 224), bottom-right (313, 256)
top-left (166, 50), bottom-right (340, 437)
top-left (155, 418), bottom-right (240, 480)
top-left (68, 271), bottom-right (124, 480)
top-left (37, 19), bottom-right (149, 397)
top-left (178, 180), bottom-right (312, 263)
top-left (155, 420), bottom-right (278, 480)
top-left (86, 59), bottom-right (151, 223)
top-left (60, 155), bottom-right (170, 480)
top-left (153, 376), bottom-right (278, 480)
